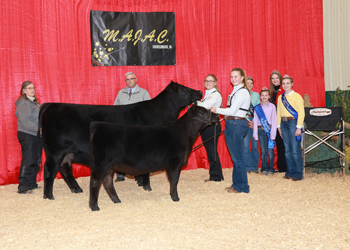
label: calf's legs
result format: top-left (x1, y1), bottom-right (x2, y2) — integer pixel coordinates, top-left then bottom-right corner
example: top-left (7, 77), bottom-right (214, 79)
top-left (166, 168), bottom-right (181, 202)
top-left (89, 172), bottom-right (104, 211)
top-left (43, 156), bottom-right (60, 200)
top-left (103, 168), bottom-right (121, 204)
top-left (90, 165), bottom-right (122, 211)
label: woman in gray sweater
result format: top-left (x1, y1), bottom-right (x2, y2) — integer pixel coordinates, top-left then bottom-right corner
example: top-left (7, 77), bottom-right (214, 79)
top-left (15, 81), bottom-right (41, 194)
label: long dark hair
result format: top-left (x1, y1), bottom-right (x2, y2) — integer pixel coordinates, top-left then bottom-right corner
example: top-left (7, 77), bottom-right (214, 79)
top-left (269, 70), bottom-right (282, 95)
top-left (17, 81), bottom-right (39, 103)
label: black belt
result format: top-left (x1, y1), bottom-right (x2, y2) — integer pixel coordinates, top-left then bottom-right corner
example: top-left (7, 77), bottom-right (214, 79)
top-left (226, 116), bottom-right (246, 120)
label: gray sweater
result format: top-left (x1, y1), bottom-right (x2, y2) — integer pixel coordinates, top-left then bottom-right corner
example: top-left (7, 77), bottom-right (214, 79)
top-left (15, 98), bottom-right (40, 136)
top-left (114, 84), bottom-right (151, 105)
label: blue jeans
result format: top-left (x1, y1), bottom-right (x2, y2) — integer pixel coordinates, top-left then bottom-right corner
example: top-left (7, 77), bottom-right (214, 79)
top-left (243, 128), bottom-right (259, 172)
top-left (280, 120), bottom-right (303, 180)
top-left (224, 119), bottom-right (249, 193)
top-left (258, 128), bottom-right (275, 173)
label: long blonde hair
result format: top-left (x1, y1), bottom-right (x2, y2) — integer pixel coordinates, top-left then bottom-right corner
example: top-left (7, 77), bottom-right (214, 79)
top-left (231, 68), bottom-right (250, 94)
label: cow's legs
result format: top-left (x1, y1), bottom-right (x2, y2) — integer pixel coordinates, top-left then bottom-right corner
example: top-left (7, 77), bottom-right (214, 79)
top-left (102, 168), bottom-right (121, 204)
top-left (89, 171), bottom-right (105, 211)
top-left (135, 175), bottom-right (143, 186)
top-left (166, 168), bottom-right (181, 201)
top-left (141, 174), bottom-right (152, 191)
top-left (43, 156), bottom-right (60, 200)
top-left (59, 162), bottom-right (83, 193)
top-left (135, 174), bottom-right (152, 191)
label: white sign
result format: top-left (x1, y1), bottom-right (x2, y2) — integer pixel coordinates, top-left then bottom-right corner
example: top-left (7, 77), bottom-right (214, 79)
top-left (309, 108), bottom-right (332, 116)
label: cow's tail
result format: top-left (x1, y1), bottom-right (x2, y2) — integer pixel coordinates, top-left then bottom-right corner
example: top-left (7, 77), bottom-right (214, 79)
top-left (37, 103), bottom-right (49, 172)
top-left (89, 121), bottom-right (100, 168)
top-left (90, 121), bottom-right (99, 140)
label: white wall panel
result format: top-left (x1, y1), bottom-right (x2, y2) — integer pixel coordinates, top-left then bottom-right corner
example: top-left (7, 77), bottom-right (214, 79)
top-left (324, 0), bottom-right (350, 91)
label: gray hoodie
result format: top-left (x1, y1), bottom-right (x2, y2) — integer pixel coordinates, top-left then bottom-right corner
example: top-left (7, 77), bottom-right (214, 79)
top-left (15, 97), bottom-right (40, 136)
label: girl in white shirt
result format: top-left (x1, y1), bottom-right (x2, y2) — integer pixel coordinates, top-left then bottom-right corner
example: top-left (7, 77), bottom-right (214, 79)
top-left (197, 74), bottom-right (223, 182)
top-left (211, 68), bottom-right (251, 193)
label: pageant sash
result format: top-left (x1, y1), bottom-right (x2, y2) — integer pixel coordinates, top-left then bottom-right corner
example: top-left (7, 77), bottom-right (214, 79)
top-left (281, 93), bottom-right (302, 142)
top-left (255, 104), bottom-right (275, 149)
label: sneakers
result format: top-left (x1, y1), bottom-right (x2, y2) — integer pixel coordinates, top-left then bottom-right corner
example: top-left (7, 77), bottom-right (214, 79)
top-left (261, 171), bottom-right (268, 175)
top-left (267, 172), bottom-right (274, 176)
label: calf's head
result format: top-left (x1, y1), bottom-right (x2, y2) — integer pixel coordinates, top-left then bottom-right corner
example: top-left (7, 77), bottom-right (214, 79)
top-left (191, 104), bottom-right (220, 125)
top-left (165, 81), bottom-right (203, 104)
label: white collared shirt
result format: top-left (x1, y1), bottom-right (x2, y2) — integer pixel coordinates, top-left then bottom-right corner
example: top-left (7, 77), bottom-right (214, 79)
top-left (215, 83), bottom-right (251, 117)
top-left (197, 88), bottom-right (222, 109)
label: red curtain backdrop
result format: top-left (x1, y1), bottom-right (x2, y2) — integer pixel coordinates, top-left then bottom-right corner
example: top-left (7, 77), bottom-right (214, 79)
top-left (0, 0), bottom-right (324, 185)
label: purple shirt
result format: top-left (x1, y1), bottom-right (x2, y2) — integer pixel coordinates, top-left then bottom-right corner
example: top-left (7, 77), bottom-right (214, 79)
top-left (253, 102), bottom-right (277, 141)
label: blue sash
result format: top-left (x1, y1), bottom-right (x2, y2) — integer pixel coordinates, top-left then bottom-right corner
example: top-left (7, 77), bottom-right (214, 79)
top-left (255, 104), bottom-right (275, 149)
top-left (281, 93), bottom-right (302, 142)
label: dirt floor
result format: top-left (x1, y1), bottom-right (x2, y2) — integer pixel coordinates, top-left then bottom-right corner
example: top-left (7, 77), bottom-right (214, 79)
top-left (1, 168), bottom-right (350, 250)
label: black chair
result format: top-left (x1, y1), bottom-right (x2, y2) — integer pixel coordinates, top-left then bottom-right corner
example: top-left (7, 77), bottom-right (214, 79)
top-left (302, 107), bottom-right (345, 180)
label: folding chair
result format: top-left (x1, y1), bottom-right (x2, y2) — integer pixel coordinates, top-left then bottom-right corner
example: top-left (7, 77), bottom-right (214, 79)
top-left (301, 107), bottom-right (346, 180)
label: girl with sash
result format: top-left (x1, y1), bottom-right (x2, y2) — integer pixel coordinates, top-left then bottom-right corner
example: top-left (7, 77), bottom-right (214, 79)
top-left (269, 70), bottom-right (287, 172)
top-left (211, 68), bottom-right (251, 193)
top-left (197, 74), bottom-right (224, 182)
top-left (253, 89), bottom-right (277, 176)
top-left (277, 74), bottom-right (305, 181)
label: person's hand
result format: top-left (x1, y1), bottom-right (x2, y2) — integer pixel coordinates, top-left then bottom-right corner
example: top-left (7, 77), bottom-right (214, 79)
top-left (278, 128), bottom-right (282, 139)
top-left (295, 128), bottom-right (301, 137)
top-left (247, 120), bottom-right (254, 129)
top-left (210, 107), bottom-right (217, 113)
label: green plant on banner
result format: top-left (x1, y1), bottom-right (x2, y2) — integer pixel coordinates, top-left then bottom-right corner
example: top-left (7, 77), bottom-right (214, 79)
top-left (328, 87), bottom-right (350, 135)
top-left (328, 87), bottom-right (350, 173)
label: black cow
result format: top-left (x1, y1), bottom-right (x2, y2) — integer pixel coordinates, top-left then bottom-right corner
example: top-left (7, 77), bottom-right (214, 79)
top-left (89, 105), bottom-right (220, 211)
top-left (39, 81), bottom-right (202, 200)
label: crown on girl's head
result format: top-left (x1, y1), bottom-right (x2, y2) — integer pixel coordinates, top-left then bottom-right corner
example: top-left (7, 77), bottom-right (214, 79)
top-left (271, 70), bottom-right (280, 74)
top-left (247, 76), bottom-right (253, 80)
top-left (261, 87), bottom-right (268, 90)
top-left (283, 74), bottom-right (292, 78)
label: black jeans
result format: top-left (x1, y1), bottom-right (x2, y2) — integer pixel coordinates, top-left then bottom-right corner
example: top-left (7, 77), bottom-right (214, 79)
top-left (200, 123), bottom-right (224, 181)
top-left (17, 131), bottom-right (40, 192)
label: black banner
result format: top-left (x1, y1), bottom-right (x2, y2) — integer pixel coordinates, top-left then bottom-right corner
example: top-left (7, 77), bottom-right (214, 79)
top-left (90, 11), bottom-right (176, 66)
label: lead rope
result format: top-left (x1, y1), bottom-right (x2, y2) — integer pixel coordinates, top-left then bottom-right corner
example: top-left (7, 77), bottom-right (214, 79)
top-left (214, 122), bottom-right (218, 162)
top-left (191, 118), bottom-right (225, 151)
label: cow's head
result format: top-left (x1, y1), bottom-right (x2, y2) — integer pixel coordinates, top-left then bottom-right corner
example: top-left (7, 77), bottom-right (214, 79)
top-left (191, 103), bottom-right (220, 125)
top-left (165, 81), bottom-right (203, 103)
